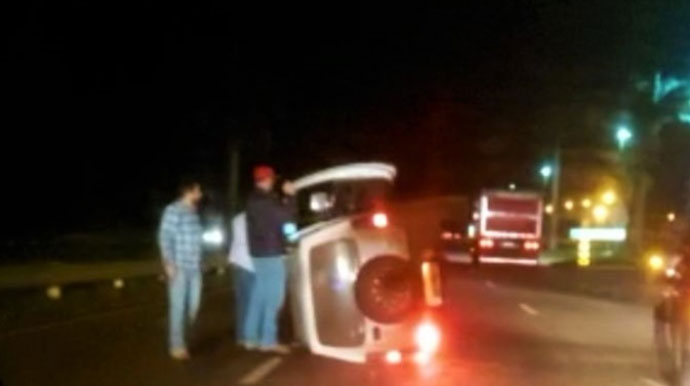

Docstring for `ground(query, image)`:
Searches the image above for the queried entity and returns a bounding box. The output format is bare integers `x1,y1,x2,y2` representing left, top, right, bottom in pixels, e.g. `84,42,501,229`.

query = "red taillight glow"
479,238,494,249
441,231,453,240
413,350,432,365
385,350,402,364
523,240,540,251
372,212,388,228
415,322,441,354
421,262,443,307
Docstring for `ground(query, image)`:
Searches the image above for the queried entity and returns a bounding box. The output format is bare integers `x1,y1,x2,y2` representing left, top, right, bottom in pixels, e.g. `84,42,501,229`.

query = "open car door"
288,219,368,363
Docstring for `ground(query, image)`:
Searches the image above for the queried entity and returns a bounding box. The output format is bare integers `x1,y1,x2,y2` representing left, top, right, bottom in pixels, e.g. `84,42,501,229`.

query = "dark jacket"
246,190,296,257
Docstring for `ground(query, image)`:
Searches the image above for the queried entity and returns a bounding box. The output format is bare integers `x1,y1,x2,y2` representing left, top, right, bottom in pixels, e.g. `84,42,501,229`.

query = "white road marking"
485,280,496,289
639,377,666,386
238,357,283,385
519,303,539,316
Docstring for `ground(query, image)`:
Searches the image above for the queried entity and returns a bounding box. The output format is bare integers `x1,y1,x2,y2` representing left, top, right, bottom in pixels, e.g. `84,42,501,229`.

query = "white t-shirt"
229,213,254,272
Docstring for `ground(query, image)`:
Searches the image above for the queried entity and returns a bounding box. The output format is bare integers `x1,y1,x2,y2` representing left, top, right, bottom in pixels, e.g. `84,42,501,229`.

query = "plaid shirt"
158,201,203,270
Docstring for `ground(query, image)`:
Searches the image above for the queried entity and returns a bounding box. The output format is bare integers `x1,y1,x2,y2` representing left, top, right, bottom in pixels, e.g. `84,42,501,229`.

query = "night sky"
4,1,690,235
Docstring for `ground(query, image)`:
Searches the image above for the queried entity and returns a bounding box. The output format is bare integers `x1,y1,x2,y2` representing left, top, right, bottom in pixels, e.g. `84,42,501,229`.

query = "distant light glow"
581,198,592,209
467,224,477,238
678,112,690,124
564,200,574,211
666,267,677,278
648,254,665,271
601,190,616,205
202,228,224,245
544,204,554,214
667,212,676,222
592,205,609,222
616,126,633,149
540,165,553,179
508,183,517,191
569,227,626,241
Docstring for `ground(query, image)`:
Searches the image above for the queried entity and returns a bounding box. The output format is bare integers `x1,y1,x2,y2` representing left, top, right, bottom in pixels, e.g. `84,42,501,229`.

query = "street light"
564,200,574,211
592,205,609,223
616,125,633,149
581,198,592,209
540,164,553,180
601,190,617,205
667,212,676,222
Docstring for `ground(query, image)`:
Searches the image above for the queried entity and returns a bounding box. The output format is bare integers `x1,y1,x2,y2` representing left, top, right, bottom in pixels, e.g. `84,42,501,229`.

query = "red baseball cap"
253,165,276,182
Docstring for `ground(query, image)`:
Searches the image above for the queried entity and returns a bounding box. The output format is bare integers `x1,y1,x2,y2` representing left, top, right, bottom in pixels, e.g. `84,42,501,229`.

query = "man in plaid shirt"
158,179,203,360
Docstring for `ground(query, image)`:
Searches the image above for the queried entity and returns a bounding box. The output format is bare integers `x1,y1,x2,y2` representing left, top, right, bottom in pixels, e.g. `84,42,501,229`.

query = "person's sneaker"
169,348,190,360
259,344,291,355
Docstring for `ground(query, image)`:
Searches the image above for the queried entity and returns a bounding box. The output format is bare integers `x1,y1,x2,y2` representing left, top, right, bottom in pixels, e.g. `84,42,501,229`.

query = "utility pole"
548,145,561,250
685,178,690,221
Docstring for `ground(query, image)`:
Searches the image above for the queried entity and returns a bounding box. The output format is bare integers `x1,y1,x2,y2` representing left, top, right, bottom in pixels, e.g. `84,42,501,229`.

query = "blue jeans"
232,266,256,343
243,257,286,347
167,268,202,350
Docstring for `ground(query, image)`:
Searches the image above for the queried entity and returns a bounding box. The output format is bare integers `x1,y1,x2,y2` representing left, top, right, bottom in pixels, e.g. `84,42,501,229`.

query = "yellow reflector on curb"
577,239,591,267
113,278,125,289
46,285,61,300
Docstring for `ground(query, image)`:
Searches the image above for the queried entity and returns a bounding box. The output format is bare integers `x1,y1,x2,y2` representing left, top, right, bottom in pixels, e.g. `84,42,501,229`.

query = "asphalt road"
0,267,664,386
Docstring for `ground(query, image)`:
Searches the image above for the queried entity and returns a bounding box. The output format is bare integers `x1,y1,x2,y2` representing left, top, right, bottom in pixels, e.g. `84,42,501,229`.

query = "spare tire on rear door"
354,255,421,324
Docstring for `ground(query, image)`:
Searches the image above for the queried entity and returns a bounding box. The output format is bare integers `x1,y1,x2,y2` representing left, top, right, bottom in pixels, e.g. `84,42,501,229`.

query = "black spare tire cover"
354,255,421,324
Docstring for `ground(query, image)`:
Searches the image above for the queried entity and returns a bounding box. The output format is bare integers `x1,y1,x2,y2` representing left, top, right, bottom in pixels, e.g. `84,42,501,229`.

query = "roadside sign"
569,227,626,242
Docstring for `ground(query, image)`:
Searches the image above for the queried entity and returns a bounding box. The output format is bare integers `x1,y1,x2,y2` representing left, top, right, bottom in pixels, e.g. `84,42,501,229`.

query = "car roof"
294,162,396,191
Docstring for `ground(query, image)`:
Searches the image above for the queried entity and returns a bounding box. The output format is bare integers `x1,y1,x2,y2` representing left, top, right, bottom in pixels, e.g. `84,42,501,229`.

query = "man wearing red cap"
243,165,295,353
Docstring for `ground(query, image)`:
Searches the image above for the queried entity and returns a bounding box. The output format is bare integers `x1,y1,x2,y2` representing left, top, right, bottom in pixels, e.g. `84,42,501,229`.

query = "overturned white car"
287,162,442,364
